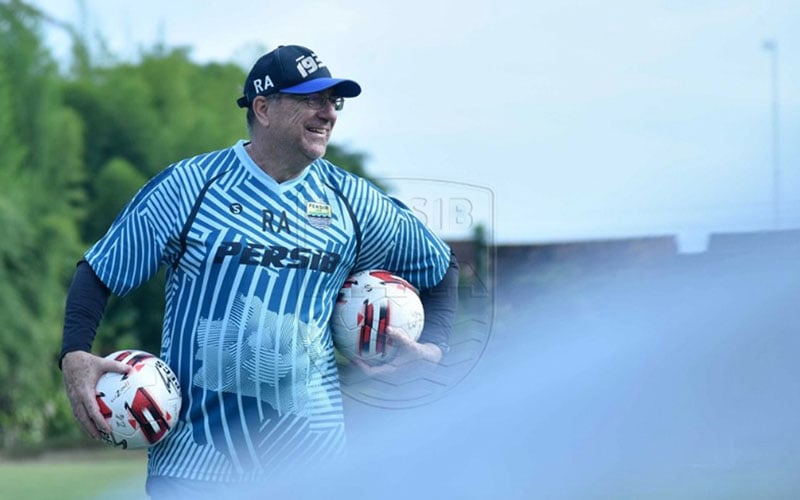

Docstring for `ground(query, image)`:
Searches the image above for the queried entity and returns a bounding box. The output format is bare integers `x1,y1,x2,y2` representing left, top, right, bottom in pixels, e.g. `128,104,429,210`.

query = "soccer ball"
95,350,182,450
331,270,425,364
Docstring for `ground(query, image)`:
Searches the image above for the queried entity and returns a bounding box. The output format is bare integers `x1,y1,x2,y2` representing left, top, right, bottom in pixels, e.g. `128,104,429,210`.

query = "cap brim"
282,78,362,97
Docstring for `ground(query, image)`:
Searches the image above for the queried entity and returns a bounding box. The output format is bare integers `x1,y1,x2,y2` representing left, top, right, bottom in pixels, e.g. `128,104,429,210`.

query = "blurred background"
0,0,798,498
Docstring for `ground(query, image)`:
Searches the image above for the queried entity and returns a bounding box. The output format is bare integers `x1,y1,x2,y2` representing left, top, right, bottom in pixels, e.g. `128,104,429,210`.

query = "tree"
0,0,85,450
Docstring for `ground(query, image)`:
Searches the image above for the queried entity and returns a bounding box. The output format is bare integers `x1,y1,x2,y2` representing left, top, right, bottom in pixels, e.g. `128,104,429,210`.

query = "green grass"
0,449,148,500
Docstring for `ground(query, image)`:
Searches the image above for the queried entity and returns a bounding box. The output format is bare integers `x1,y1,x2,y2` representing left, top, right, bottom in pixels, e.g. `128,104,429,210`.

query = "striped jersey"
84,140,451,484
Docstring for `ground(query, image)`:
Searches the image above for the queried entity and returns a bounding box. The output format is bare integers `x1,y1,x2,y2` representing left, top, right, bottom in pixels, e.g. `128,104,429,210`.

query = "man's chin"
305,145,327,161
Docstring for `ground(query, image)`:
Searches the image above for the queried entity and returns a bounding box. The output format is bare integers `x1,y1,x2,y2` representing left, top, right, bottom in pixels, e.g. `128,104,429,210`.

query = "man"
60,44,458,498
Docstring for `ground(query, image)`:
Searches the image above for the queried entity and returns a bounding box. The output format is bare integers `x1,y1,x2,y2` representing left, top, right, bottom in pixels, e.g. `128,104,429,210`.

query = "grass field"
0,448,148,500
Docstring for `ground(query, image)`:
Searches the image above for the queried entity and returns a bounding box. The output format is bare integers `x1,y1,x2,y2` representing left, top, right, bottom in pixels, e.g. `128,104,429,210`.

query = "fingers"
62,351,120,439
87,390,113,437
351,357,397,376
384,326,415,348
350,357,376,375
386,327,443,363
386,326,431,362
83,398,109,440
363,363,398,376
66,378,105,440
66,387,100,439
102,358,133,375
349,327,443,378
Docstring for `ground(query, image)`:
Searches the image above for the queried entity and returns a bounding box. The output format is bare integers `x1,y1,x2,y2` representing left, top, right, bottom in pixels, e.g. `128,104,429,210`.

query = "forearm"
417,250,459,356
60,260,111,369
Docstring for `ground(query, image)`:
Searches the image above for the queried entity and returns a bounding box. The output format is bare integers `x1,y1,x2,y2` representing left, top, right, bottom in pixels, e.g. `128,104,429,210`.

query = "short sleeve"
84,165,191,296
352,184,450,290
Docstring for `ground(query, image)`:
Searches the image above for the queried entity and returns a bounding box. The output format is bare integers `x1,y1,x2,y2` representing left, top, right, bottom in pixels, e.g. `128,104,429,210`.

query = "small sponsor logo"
306,201,332,229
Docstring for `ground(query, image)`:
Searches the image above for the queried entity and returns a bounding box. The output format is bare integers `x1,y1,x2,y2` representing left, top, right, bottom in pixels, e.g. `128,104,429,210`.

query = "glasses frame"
270,93,345,111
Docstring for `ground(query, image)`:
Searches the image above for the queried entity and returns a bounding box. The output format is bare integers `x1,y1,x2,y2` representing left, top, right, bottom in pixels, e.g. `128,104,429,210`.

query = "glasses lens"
282,94,343,110
307,96,325,109
309,96,344,111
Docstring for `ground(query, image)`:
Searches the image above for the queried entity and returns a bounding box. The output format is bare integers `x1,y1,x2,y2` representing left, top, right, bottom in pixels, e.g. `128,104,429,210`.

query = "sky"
25,0,800,249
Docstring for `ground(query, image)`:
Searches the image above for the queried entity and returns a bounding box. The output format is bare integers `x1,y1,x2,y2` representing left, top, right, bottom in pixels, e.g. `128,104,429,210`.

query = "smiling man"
238,46,361,181
60,44,459,498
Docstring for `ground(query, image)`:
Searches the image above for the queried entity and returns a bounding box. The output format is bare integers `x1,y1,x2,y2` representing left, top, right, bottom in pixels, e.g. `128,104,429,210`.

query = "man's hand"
61,351,131,439
351,326,443,377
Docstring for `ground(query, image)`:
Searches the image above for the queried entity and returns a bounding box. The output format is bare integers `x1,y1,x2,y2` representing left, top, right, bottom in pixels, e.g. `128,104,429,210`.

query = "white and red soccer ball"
331,270,425,364
95,350,182,450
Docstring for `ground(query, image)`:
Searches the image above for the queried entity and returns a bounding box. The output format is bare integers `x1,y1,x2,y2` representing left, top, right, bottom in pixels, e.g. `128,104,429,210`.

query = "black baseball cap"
236,45,362,108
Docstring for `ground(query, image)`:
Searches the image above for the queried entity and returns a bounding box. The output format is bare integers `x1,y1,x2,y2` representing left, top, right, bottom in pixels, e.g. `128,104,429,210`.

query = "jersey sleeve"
350,180,451,290
84,164,192,296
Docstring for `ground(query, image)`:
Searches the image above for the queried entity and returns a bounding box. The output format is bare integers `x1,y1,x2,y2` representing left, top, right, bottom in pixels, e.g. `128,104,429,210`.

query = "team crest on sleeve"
306,201,332,229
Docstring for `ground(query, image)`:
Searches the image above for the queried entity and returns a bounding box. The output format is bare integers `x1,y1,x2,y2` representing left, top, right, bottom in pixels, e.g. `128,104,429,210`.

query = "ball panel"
331,270,425,365
95,350,182,450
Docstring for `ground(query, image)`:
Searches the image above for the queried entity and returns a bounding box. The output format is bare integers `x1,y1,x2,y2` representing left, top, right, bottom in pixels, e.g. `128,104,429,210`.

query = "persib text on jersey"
213,241,341,273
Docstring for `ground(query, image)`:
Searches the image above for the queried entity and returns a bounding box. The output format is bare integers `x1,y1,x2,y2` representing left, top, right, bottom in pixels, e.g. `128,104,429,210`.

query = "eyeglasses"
275,93,345,111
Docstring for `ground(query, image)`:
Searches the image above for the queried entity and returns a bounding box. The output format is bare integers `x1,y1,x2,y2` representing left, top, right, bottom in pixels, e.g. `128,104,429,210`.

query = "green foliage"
83,157,146,241
63,48,247,188
137,49,246,168
0,1,373,453
325,143,370,178
0,1,85,450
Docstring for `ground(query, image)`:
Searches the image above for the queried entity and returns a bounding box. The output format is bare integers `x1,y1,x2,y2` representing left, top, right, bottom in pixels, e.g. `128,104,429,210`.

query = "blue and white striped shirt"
85,140,450,483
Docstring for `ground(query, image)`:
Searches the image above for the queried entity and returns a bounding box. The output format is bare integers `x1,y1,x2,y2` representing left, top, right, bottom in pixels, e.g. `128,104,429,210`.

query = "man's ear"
252,95,271,126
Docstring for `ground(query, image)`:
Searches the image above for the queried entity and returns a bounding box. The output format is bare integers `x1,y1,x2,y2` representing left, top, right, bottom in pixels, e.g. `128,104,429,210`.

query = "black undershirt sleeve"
59,253,458,367
417,250,459,354
59,260,111,369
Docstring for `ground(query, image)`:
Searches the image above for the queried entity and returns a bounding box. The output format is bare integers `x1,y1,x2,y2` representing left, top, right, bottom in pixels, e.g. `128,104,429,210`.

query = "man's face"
265,91,340,163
